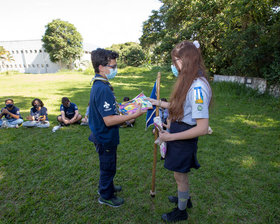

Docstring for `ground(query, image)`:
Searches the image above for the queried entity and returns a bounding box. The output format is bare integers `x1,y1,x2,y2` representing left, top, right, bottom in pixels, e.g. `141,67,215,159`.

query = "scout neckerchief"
90,76,120,115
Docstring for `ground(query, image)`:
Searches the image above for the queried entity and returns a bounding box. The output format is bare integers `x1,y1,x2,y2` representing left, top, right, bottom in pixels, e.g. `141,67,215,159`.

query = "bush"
107,42,146,67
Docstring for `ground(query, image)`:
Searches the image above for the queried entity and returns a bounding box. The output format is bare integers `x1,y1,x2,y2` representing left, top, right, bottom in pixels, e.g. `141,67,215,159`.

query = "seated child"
57,97,82,126
0,98,23,128
80,103,89,126
22,98,50,128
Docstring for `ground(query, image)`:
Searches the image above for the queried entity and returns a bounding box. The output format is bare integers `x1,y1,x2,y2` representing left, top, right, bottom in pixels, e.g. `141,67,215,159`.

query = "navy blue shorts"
164,122,200,173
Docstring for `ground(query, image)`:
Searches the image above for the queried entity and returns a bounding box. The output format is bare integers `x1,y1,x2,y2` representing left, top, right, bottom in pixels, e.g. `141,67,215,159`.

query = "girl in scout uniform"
150,40,212,222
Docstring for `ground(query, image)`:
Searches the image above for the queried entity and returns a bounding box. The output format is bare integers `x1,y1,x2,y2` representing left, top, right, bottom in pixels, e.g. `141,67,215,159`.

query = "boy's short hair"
5,98,14,103
91,48,119,73
62,97,70,105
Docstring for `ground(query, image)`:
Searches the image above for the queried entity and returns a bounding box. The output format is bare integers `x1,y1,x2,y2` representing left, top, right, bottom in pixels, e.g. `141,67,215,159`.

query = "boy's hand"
134,103,146,118
2,109,8,114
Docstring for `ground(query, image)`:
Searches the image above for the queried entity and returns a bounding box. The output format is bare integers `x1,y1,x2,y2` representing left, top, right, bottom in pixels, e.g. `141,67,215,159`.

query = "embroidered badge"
194,86,204,104
103,101,111,111
197,105,203,111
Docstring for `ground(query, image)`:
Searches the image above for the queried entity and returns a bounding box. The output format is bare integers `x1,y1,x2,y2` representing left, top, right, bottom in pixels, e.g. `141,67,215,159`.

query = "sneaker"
161,207,188,223
1,120,8,129
98,185,122,195
168,196,193,208
98,196,124,207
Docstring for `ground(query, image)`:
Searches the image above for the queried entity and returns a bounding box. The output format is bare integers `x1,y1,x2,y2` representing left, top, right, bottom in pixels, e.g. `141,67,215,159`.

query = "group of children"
0,97,89,129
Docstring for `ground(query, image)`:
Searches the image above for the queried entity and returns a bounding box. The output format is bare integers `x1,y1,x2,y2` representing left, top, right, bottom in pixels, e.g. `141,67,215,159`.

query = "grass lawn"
0,67,279,223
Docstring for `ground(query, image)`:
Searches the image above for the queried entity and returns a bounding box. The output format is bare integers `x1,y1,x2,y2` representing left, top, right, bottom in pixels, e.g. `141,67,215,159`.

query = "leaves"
42,19,83,68
0,46,14,63
140,0,280,84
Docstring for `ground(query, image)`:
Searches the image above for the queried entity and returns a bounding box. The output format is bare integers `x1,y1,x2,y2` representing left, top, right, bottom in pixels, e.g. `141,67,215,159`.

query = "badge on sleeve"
194,86,203,104
103,101,112,111
197,105,203,111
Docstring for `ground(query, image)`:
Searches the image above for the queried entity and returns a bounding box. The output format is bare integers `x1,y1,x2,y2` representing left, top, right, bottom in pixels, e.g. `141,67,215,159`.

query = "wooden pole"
150,72,161,197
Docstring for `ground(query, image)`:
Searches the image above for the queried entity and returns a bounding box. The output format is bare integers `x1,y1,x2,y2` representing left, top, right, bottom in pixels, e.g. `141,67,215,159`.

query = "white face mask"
106,68,118,79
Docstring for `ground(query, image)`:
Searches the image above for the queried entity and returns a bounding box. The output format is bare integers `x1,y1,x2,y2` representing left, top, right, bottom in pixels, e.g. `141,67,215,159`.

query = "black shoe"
98,196,124,208
162,207,188,223
168,196,193,208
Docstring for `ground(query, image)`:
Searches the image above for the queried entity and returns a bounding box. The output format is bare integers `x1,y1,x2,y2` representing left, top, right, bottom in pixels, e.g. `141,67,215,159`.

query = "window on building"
25,50,28,53
34,50,37,53
21,50,23,53
30,50,33,53
12,51,15,54
41,64,44,67
28,64,31,68
15,65,17,68
16,50,19,54
19,64,22,68
10,65,13,68
39,50,42,53
24,64,26,68
46,64,49,67
37,64,39,67
32,64,35,68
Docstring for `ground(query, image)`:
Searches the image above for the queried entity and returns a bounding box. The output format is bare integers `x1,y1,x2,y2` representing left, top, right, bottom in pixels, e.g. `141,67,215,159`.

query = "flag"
145,81,157,129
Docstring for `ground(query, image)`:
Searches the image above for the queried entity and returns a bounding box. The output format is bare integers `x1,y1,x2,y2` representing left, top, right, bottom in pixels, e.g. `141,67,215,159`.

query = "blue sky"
1,0,162,48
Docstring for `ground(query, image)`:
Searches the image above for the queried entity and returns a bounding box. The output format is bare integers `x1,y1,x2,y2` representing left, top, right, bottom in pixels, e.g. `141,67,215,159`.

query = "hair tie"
193,40,200,49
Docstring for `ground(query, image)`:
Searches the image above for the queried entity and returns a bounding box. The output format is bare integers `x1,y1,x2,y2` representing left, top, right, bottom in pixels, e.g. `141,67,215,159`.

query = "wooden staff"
150,72,161,197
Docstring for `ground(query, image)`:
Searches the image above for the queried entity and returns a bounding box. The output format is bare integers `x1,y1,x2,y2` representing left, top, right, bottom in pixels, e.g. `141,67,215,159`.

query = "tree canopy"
0,46,14,64
107,42,146,68
42,19,83,68
140,0,280,84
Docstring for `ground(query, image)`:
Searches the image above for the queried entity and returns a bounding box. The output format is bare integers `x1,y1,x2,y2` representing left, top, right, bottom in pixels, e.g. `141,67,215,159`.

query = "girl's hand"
146,97,158,106
26,115,32,121
159,130,173,142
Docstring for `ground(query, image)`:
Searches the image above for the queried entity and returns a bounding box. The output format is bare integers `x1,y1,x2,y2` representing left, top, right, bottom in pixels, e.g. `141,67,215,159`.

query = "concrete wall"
0,40,92,74
214,74,280,97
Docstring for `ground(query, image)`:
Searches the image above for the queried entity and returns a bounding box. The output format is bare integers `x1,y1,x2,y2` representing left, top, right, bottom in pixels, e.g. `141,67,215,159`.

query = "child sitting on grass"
0,98,23,128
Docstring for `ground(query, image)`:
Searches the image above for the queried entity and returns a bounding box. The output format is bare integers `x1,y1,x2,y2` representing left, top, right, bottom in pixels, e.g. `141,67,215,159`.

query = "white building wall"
0,40,93,74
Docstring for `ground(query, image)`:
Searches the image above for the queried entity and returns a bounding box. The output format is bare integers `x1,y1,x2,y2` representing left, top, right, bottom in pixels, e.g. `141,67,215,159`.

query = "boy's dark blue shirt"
88,74,119,147
1,106,22,119
60,102,78,118
30,106,48,121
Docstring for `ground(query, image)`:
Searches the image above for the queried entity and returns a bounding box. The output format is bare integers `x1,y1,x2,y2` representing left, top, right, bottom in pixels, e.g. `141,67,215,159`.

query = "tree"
0,46,14,65
42,19,83,69
107,42,146,67
140,0,280,84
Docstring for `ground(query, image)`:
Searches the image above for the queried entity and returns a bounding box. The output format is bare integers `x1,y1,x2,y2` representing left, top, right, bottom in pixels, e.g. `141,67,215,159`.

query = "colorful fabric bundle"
119,93,153,115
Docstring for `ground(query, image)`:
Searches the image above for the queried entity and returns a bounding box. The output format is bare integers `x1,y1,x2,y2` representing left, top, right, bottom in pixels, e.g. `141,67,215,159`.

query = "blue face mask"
6,104,13,108
106,68,118,80
171,65,179,77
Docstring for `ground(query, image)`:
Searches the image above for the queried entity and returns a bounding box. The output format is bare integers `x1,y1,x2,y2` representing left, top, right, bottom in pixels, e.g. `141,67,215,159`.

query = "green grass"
0,67,279,223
